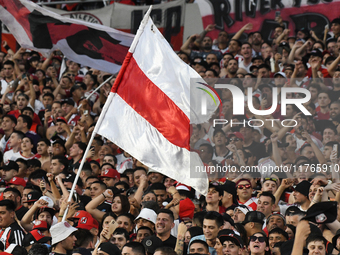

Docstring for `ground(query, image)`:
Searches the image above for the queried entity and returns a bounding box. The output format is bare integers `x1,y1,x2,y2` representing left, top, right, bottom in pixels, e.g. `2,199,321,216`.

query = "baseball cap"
142,235,163,254
23,229,51,247
26,191,41,203
77,215,99,230
135,208,157,224
62,98,75,106
68,210,92,221
3,161,19,171
242,211,265,225
222,213,235,227
99,168,120,179
98,242,121,255
222,180,238,205
50,221,77,245
8,177,26,187
33,220,50,231
219,232,244,248
35,206,55,220
56,116,67,124
228,132,244,141
179,198,195,220
309,49,323,58
274,72,287,79
332,229,340,248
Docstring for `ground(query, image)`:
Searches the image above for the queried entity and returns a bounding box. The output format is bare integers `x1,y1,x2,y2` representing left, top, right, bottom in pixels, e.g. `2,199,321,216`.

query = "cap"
333,229,340,248
228,132,244,141
63,173,83,187
8,177,26,187
98,242,121,255
135,208,157,224
99,168,120,179
23,229,51,247
26,191,41,203
35,206,55,220
274,72,287,79
222,213,235,227
176,182,192,191
77,215,99,230
50,221,77,245
242,211,265,225
179,198,195,220
222,180,238,205
33,220,50,231
52,139,67,153
309,49,323,58
267,212,286,225
235,178,252,187
142,235,163,254
219,233,244,248
3,161,19,171
297,27,309,35
56,117,67,124
302,201,337,224
294,180,311,198
234,205,253,215
68,210,92,221
62,98,75,106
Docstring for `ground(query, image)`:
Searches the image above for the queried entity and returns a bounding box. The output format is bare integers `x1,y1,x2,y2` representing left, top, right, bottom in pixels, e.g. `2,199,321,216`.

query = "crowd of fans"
0,4,340,255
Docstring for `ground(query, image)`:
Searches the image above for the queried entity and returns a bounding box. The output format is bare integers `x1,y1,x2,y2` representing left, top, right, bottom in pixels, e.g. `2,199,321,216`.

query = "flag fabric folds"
95,9,220,195
0,0,134,74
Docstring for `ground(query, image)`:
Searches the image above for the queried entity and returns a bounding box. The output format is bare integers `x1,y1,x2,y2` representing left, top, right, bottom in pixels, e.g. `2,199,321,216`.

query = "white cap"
50,221,77,245
274,71,287,79
135,208,157,224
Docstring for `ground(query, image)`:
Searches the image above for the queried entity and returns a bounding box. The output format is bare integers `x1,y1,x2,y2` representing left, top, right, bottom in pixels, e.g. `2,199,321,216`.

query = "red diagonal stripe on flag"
112,52,190,150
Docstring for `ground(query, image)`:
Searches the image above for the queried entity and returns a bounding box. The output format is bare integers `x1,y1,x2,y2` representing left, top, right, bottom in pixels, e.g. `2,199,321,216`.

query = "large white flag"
0,0,134,74
95,8,220,195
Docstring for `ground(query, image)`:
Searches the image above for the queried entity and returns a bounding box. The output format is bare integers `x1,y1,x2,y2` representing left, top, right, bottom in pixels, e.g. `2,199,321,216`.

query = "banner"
112,0,185,51
196,0,340,42
44,5,114,27
0,0,134,74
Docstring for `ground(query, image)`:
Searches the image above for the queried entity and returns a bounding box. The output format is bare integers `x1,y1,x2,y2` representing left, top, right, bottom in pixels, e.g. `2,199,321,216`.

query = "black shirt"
162,235,177,249
16,205,29,221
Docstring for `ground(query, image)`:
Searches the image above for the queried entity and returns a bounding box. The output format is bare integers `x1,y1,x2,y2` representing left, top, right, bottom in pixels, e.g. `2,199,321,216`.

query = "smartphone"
104,219,118,240
46,104,52,112
275,11,280,18
262,93,267,100
333,144,338,152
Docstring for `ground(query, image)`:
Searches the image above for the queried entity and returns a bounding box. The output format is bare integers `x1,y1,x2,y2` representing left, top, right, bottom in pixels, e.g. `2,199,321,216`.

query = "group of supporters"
0,3,340,255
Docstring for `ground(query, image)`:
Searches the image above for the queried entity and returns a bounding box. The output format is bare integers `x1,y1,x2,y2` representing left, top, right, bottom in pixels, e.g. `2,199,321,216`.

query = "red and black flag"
0,0,134,73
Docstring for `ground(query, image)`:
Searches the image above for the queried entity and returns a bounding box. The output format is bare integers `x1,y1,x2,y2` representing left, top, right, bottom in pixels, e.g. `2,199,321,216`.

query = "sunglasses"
250,236,266,243
264,177,277,182
237,184,251,189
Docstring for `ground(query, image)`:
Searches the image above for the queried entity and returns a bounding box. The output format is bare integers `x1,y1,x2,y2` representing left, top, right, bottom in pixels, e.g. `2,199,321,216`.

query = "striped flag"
95,8,220,195
0,0,134,74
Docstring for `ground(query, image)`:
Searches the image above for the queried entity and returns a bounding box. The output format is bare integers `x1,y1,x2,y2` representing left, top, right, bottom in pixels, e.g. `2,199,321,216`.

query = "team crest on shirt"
316,213,327,223
80,217,88,224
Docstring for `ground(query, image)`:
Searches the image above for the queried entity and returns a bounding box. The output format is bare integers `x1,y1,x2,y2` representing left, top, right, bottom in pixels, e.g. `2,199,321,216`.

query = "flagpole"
77,75,114,110
62,6,153,222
